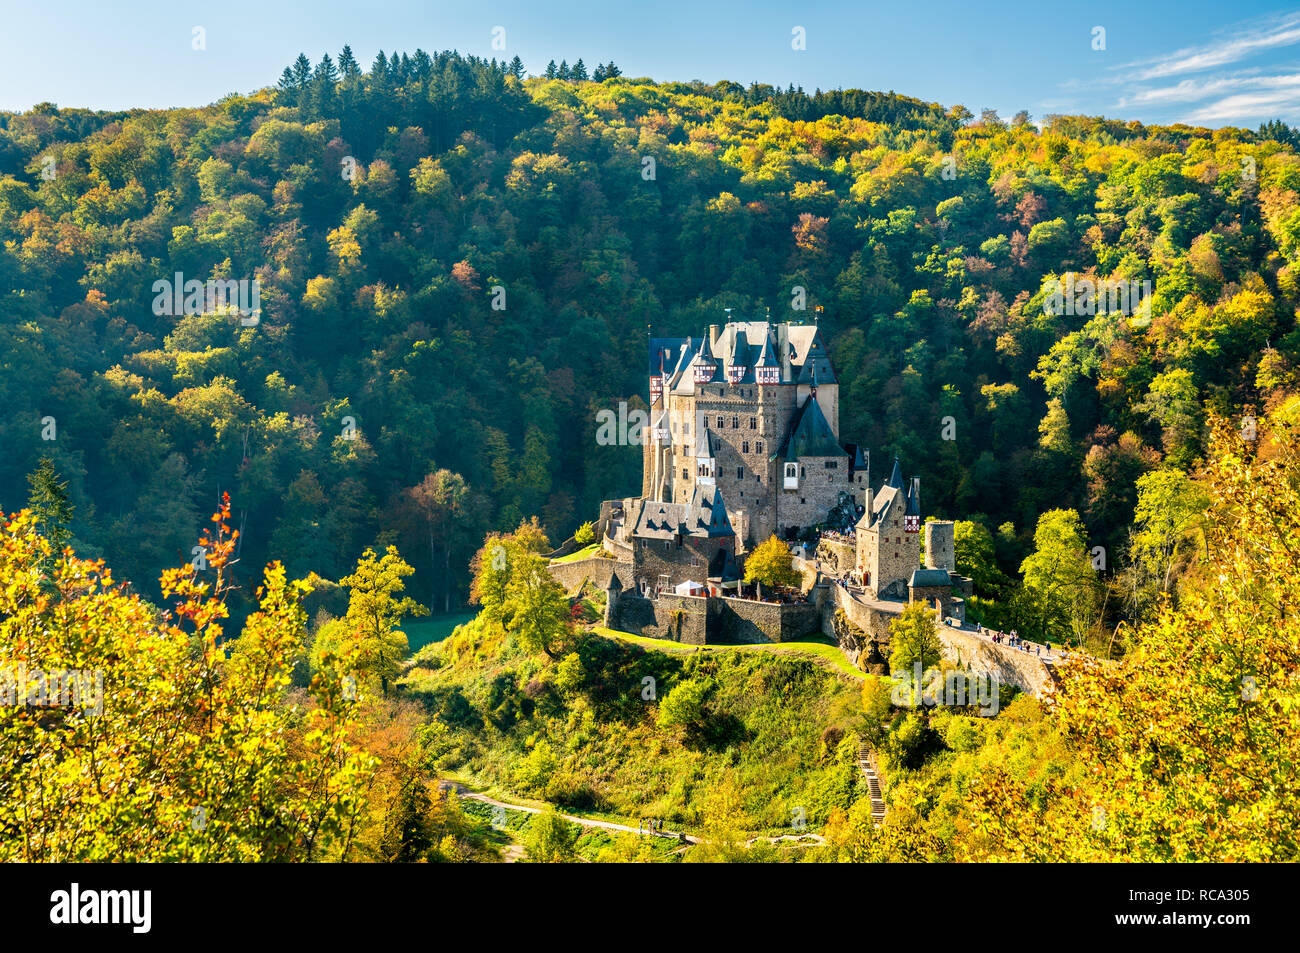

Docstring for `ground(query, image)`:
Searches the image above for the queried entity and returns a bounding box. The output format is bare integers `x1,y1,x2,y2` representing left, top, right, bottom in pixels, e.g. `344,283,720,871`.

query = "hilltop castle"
640,319,867,552
556,314,973,644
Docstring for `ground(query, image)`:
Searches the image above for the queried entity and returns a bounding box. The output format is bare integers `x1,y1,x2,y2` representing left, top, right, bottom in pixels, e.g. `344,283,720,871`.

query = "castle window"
682,468,688,479
756,440,763,453
737,467,744,479
731,416,739,428
749,417,756,429
742,442,749,453
801,466,806,478
717,416,724,428
801,497,806,504
824,461,837,468
683,422,690,435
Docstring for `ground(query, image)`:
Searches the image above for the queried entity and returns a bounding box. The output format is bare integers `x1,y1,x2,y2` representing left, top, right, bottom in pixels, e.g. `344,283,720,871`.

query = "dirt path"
442,782,700,845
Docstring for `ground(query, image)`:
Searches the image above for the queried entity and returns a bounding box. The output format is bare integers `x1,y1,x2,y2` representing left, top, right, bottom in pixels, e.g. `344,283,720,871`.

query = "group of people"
976,624,1049,657
639,817,666,836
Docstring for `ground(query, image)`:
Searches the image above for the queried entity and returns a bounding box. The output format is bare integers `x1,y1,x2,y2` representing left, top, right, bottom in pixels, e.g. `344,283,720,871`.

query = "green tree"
25,457,73,576
0,498,373,861
888,602,943,677
656,677,713,732
525,807,578,862
314,546,428,694
1018,509,1100,645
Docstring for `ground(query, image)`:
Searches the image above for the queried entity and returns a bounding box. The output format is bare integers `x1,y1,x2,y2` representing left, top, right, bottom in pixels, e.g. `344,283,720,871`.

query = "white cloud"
1119,13,1300,82
1184,90,1300,123
1119,72,1300,107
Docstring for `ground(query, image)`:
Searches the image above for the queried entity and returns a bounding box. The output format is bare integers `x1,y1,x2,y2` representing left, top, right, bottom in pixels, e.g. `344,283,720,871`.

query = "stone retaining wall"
548,556,633,594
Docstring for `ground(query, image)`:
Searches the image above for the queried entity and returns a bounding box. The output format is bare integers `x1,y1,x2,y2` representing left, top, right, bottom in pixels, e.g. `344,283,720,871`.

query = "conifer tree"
26,456,72,575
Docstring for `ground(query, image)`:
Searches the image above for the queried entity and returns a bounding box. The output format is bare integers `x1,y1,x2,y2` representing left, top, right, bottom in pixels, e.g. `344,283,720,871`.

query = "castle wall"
549,556,633,594
814,537,856,575
613,592,711,644
716,597,822,643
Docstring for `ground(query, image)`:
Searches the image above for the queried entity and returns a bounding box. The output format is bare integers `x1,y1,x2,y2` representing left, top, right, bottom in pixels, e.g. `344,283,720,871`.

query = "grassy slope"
550,543,603,564
402,616,868,836
589,626,866,680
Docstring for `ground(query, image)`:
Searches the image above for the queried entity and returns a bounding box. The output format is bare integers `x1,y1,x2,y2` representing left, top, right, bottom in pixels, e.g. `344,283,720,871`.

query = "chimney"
864,486,874,522
709,324,720,349
780,324,792,382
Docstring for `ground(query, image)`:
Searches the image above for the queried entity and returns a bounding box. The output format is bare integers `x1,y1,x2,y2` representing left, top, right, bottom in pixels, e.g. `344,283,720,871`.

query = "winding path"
440,781,700,846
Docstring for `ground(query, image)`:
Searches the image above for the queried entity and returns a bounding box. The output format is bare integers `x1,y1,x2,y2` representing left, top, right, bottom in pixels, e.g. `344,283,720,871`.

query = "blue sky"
2,0,1298,128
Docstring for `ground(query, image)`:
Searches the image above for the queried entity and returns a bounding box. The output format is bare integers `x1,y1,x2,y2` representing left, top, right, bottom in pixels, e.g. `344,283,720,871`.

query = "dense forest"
2,47,1299,633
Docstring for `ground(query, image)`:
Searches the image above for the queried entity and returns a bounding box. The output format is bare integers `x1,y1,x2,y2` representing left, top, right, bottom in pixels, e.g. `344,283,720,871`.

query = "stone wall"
814,537,856,575
717,597,822,643
924,520,955,571
632,535,731,592
933,626,1055,696
828,585,1054,696
607,590,820,645
549,556,633,594
613,592,710,644
776,458,857,534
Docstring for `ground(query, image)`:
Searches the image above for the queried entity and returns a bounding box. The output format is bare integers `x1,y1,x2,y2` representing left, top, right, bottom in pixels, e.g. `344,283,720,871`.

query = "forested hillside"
3,47,1299,626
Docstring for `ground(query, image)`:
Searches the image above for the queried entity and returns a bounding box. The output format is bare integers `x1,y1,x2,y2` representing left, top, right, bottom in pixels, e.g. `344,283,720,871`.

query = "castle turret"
603,569,622,628
905,477,920,533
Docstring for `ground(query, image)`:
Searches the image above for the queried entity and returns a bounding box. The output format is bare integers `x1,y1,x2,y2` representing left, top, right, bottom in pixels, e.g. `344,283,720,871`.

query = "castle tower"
855,459,922,599
924,520,955,572
603,569,622,628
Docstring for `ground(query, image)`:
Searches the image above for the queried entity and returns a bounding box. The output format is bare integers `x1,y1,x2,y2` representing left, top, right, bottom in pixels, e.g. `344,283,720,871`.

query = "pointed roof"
755,332,779,368
778,396,849,461
887,456,904,489
697,486,734,537
905,478,920,517
604,569,623,591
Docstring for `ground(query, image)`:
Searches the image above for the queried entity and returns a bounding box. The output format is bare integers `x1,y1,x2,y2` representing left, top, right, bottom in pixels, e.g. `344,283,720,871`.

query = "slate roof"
631,486,735,540
777,396,849,461
910,568,953,588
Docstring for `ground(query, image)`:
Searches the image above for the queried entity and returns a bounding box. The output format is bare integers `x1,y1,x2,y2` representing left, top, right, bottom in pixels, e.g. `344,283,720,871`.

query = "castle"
640,319,867,553
584,317,963,612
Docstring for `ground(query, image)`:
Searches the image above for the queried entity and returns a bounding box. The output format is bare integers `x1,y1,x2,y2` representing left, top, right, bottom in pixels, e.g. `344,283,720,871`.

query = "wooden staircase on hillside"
858,743,887,826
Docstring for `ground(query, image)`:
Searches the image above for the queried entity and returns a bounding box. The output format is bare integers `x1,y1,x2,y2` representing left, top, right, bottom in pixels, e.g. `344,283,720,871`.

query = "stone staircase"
858,743,887,825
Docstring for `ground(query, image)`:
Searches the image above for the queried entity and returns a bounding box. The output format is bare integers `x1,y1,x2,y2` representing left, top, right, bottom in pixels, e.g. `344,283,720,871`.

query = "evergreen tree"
571,58,588,81
557,60,570,80
291,52,312,90
508,55,524,79
26,457,73,575
338,44,361,82
276,66,299,106
544,60,557,79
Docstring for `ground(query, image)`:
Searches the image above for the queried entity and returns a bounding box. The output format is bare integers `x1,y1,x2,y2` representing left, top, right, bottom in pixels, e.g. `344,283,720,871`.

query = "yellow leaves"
0,497,374,862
